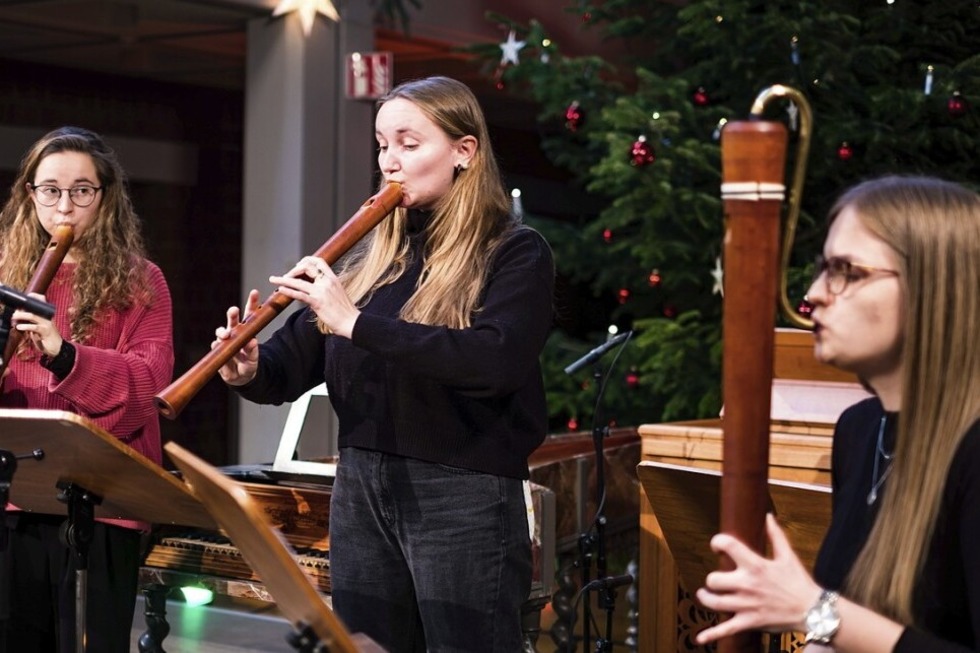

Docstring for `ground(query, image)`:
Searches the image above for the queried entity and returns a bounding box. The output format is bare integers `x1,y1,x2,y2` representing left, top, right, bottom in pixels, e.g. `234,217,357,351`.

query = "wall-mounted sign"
346,51,393,100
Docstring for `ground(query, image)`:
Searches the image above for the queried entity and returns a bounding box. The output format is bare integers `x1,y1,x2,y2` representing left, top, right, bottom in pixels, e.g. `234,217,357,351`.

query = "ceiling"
0,0,269,89
0,0,527,91
0,0,594,207
0,0,563,164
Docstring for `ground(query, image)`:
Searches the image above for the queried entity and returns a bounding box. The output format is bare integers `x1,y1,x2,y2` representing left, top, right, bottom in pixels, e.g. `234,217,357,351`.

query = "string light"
511,188,524,219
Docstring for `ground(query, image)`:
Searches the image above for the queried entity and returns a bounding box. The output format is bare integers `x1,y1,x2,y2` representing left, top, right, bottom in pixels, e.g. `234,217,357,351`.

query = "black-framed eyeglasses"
29,183,103,208
812,254,900,296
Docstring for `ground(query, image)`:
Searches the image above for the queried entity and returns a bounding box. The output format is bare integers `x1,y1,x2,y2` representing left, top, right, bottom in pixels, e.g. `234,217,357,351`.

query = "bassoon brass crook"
749,84,814,330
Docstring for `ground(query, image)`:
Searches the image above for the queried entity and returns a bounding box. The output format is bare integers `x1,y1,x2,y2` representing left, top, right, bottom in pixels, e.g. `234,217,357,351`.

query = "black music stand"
0,408,216,653
163,441,385,653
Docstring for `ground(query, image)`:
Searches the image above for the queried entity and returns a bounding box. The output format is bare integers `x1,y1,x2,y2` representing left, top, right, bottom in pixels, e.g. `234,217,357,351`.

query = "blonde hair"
0,126,151,353
838,176,980,624
333,76,515,329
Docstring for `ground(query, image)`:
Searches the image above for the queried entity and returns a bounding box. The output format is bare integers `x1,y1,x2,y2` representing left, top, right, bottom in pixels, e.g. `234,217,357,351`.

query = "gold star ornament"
273,0,340,36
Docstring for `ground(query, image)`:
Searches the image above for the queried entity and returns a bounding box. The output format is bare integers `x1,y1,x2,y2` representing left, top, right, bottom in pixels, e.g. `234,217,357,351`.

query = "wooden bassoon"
717,85,812,653
155,182,403,420
0,224,75,379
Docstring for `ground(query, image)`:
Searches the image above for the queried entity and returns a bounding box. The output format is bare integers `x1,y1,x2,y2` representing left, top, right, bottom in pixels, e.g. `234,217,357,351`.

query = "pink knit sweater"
1,260,174,530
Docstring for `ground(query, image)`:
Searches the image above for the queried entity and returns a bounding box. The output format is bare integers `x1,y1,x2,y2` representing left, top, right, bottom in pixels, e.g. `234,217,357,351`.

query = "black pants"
0,513,141,653
329,449,532,653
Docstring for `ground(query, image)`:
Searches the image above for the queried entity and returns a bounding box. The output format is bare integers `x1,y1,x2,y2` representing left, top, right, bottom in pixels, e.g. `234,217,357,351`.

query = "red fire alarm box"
346,51,393,100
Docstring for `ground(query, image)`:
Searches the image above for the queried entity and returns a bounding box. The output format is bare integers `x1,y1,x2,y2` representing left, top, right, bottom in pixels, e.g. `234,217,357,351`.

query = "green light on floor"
180,586,214,607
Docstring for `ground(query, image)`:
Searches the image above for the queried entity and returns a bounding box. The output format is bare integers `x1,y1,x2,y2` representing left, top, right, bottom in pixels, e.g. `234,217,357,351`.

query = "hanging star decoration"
499,30,526,66
273,0,339,36
711,256,724,296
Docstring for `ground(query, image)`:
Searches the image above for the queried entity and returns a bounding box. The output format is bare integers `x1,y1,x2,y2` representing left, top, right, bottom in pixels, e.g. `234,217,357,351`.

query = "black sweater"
814,397,980,651
238,217,555,480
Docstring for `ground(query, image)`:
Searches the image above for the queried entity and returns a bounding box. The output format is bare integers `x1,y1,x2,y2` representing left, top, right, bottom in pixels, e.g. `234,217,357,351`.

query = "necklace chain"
867,415,893,505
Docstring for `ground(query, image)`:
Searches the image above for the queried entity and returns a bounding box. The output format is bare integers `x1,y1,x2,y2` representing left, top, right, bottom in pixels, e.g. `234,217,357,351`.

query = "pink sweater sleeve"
49,262,174,464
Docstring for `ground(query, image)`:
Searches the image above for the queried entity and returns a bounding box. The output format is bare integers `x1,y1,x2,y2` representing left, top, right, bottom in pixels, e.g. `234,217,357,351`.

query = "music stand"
636,460,831,599
163,441,385,653
0,408,217,653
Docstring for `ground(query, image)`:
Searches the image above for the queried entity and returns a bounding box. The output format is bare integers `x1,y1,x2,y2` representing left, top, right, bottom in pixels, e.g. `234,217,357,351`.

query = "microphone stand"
583,358,609,653
286,621,324,652
0,447,45,551
0,305,13,367
0,289,57,386
563,333,634,653
0,284,57,320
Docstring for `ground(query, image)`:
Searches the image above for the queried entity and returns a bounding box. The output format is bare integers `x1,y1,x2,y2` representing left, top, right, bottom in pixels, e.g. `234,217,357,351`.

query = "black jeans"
329,447,532,653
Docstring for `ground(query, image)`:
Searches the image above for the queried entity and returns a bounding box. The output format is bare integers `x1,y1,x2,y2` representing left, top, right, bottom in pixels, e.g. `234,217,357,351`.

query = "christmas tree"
468,0,980,431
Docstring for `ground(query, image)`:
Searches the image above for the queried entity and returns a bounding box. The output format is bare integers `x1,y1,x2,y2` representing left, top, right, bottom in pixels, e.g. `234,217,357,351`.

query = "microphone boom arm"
0,285,56,320
563,331,632,376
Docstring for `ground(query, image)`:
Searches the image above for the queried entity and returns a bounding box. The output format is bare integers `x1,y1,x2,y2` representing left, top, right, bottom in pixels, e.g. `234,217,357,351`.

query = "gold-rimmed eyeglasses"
812,255,900,296
30,184,103,208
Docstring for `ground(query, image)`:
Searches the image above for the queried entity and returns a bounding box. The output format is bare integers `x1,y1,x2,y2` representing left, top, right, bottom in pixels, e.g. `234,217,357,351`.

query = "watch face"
805,592,841,642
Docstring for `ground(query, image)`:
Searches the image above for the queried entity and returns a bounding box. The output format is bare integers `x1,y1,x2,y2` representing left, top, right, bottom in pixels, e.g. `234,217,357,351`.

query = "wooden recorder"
154,183,403,419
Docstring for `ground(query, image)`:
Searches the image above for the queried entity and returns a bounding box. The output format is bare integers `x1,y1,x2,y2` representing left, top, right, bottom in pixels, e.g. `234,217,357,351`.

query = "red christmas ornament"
492,64,506,91
629,136,656,167
602,228,613,243
625,368,640,389
837,141,854,162
565,101,584,131
948,92,968,118
648,269,662,287
663,304,677,318
797,298,814,318
692,86,710,107
567,416,579,431
617,288,630,304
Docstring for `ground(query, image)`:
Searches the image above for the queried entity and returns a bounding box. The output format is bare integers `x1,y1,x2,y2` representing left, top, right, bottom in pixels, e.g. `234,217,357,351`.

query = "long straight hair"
335,76,515,329
839,176,980,624
0,126,150,349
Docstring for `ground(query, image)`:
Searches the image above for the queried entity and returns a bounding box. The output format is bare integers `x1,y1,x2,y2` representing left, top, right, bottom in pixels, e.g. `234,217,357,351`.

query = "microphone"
563,331,632,375
583,573,634,592
0,285,56,320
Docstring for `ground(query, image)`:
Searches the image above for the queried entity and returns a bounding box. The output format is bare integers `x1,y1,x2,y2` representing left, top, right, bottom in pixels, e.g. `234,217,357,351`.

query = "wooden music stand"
0,408,217,653
163,441,385,653
0,409,215,527
637,460,831,603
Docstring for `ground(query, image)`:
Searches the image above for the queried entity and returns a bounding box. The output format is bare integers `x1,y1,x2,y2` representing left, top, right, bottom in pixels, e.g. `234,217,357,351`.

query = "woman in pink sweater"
0,126,174,653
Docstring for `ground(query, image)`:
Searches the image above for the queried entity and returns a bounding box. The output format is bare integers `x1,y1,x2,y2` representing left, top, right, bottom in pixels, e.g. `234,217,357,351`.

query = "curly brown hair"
0,126,151,350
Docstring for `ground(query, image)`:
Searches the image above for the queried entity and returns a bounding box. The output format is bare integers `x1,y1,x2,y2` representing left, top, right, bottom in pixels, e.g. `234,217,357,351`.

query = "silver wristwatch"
804,589,841,645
